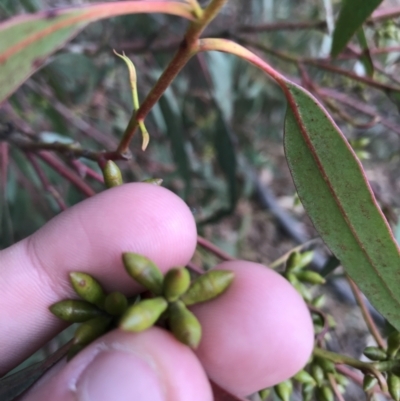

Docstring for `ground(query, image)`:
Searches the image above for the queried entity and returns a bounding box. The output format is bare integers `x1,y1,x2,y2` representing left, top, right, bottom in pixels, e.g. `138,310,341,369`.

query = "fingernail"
76,351,166,401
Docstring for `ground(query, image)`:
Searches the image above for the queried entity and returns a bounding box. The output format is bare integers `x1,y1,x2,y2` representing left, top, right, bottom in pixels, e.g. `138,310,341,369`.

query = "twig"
26,153,67,212
70,159,104,184
347,276,386,349
239,37,400,94
117,0,228,154
308,304,331,345
197,235,235,261
36,152,96,197
327,373,346,401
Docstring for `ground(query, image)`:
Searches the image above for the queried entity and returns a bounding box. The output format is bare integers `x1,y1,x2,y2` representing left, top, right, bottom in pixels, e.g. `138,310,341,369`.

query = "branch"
117,0,228,154
347,277,386,349
36,152,96,197
26,153,67,212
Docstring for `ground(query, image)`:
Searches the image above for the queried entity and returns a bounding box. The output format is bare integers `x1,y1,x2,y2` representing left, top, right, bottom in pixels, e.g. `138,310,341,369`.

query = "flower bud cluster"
50,253,234,359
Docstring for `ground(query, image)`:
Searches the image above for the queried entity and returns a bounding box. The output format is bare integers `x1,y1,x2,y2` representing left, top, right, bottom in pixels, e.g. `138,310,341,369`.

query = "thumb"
19,328,212,401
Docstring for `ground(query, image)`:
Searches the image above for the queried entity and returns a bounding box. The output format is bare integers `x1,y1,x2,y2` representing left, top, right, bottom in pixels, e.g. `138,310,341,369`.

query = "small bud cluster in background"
258,250,347,401
362,332,400,400
50,252,234,359
258,355,347,401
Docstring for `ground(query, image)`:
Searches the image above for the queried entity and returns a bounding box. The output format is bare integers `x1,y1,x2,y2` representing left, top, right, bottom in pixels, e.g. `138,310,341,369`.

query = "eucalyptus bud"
122,253,164,295
274,380,293,401
315,357,335,374
316,385,334,401
363,374,378,392
287,274,312,302
293,370,317,385
70,272,106,309
142,178,163,186
258,388,271,400
388,374,400,401
312,294,326,308
286,251,313,272
363,346,387,361
310,363,325,387
120,297,167,332
295,271,326,285
67,344,86,361
168,300,202,348
73,316,112,346
103,160,123,188
181,270,234,306
50,300,103,322
163,268,191,302
387,332,400,358
104,291,128,316
302,382,315,401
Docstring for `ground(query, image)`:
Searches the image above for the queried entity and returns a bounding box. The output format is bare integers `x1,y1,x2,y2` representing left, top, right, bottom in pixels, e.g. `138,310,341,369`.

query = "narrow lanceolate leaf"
356,27,374,77
0,1,194,103
283,81,400,330
331,0,383,57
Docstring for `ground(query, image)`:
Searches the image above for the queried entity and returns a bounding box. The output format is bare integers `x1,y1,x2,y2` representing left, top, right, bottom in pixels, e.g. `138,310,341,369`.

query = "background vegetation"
2,0,400,400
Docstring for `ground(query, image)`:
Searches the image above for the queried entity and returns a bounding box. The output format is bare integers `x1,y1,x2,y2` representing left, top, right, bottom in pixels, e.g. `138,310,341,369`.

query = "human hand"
0,184,314,400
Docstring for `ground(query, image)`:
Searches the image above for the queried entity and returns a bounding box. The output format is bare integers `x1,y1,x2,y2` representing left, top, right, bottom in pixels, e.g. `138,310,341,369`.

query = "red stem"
36,152,96,197
26,153,67,211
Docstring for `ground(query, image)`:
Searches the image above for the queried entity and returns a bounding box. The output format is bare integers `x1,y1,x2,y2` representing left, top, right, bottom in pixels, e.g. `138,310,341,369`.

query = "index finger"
0,183,197,375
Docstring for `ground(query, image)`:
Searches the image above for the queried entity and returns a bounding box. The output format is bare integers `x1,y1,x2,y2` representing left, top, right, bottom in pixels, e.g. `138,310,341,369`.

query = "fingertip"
191,261,314,396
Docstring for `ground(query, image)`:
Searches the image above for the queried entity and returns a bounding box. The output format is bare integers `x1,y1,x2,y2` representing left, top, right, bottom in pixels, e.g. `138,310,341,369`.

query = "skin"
0,184,314,400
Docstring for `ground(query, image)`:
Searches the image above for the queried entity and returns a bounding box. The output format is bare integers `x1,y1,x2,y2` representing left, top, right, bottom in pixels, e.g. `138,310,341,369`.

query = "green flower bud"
312,294,326,308
104,291,128,316
168,300,202,348
73,316,112,346
274,380,293,401
295,271,326,285
388,374,400,401
163,268,191,302
363,346,387,361
69,272,106,309
286,251,313,272
120,297,167,332
67,343,86,361
122,253,164,295
50,300,103,322
363,374,378,392
293,370,317,385
142,178,163,186
302,382,315,401
287,274,313,302
310,363,325,386
387,332,400,358
258,388,271,400
315,357,335,374
181,270,234,306
316,386,334,401
103,160,123,188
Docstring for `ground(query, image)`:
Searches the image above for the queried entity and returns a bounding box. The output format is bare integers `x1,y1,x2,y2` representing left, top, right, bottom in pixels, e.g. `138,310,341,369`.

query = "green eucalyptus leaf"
0,2,194,103
283,81,400,331
331,0,383,57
